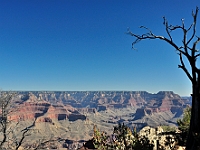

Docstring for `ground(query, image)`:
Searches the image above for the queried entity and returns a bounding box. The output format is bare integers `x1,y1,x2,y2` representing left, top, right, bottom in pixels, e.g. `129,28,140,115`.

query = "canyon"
9,91,190,123
2,91,190,149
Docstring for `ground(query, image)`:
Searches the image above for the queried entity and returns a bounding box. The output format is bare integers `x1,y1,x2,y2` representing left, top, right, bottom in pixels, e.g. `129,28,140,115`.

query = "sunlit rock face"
8,101,51,121
132,91,188,120
8,93,86,122
8,91,189,123
8,102,88,122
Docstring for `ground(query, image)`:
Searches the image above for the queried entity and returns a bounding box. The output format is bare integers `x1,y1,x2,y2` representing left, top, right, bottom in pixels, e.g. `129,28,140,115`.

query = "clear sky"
0,0,199,96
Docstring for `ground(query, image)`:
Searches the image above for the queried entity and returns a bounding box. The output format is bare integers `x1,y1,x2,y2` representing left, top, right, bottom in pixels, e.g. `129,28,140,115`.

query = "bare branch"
128,6,200,150
193,36,200,51
128,7,199,86
0,92,13,148
0,92,34,150
33,136,62,150
183,30,188,55
163,17,173,41
195,53,200,59
181,18,185,29
187,7,199,45
187,22,194,32
178,53,193,82
168,25,184,31
15,128,30,150
129,28,191,60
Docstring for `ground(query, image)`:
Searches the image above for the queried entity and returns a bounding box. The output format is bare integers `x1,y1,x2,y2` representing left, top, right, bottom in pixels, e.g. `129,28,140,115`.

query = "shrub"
93,123,154,150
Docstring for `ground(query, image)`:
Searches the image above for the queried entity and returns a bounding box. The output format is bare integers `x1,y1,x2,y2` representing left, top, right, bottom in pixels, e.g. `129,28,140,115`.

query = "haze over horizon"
0,0,199,96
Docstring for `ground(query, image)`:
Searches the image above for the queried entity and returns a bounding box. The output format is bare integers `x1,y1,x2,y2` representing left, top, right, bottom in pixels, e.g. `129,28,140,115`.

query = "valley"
2,91,190,149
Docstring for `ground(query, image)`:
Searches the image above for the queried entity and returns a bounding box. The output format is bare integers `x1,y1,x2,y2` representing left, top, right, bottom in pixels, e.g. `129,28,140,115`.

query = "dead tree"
0,91,32,150
128,7,200,150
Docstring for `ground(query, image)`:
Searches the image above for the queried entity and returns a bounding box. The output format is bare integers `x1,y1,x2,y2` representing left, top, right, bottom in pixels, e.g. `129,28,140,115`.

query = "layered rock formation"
13,91,190,109
9,93,87,122
9,91,190,123
133,91,188,120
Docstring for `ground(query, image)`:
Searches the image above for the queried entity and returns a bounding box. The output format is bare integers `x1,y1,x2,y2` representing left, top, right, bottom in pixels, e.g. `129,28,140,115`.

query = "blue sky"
0,0,199,96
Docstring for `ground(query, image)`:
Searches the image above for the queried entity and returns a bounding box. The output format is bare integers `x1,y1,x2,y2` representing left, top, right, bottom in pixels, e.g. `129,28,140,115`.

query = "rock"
9,91,190,123
47,105,67,120
36,117,53,123
8,101,50,121
68,114,86,121
97,105,107,111
139,126,175,150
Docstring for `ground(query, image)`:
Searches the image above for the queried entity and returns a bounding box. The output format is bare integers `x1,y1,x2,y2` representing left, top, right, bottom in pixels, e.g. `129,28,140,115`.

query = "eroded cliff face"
8,93,86,122
8,101,50,121
8,91,190,122
14,91,189,108
133,91,188,120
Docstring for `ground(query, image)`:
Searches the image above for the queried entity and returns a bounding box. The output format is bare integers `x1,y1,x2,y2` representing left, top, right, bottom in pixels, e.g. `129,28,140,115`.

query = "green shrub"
93,123,154,150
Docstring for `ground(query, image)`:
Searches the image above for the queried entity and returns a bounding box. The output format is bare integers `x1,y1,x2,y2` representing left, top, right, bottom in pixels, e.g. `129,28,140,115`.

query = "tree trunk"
186,72,200,150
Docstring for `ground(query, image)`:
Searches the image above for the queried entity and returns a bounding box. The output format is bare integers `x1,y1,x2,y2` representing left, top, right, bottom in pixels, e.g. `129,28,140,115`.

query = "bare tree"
0,91,32,150
128,7,200,150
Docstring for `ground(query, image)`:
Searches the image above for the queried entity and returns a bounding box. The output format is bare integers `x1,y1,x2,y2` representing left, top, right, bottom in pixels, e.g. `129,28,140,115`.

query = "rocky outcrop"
68,114,86,121
35,117,53,123
139,126,178,150
97,105,107,111
133,108,146,120
47,105,68,120
77,108,97,114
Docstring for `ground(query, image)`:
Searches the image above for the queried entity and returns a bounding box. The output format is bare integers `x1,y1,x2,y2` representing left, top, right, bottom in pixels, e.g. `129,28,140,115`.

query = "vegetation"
0,91,193,149
93,123,154,150
92,107,195,150
128,7,200,150
161,126,177,132
176,106,200,149
177,107,191,133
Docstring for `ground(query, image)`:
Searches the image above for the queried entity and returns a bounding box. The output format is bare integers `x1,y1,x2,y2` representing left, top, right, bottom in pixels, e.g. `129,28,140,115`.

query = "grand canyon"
2,91,190,149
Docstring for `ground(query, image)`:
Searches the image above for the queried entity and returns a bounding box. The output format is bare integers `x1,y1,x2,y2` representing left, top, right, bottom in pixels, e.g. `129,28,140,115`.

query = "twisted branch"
128,7,199,83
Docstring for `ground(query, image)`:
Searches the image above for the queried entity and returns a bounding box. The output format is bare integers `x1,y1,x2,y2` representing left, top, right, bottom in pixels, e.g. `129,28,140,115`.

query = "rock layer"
9,91,190,122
